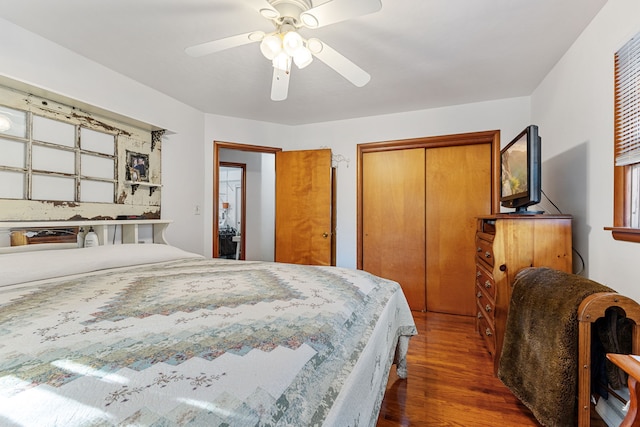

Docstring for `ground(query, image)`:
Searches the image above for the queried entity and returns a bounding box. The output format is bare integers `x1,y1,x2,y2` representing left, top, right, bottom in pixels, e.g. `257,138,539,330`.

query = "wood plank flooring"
377,311,609,426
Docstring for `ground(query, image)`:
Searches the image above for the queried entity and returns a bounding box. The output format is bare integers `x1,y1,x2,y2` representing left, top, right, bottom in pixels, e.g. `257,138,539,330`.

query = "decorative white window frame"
1,108,118,203
0,77,165,221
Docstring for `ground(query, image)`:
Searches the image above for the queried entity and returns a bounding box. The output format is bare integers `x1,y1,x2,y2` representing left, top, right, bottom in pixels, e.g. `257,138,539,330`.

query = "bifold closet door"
362,148,426,311
362,143,492,314
425,144,491,316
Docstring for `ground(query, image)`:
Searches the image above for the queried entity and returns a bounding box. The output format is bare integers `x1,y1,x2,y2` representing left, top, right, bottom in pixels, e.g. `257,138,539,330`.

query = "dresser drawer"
477,308,496,356
476,284,495,322
475,262,496,299
475,235,495,267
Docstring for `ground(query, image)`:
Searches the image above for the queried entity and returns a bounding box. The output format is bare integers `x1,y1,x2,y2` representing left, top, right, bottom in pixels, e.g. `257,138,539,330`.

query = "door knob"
322,232,329,238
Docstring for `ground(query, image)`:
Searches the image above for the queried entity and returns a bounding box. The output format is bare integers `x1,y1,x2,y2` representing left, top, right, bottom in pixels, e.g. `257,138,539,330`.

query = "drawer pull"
477,247,482,252
477,291,482,299
485,328,493,337
477,312,483,319
484,281,492,289
476,271,482,278
485,304,492,312
484,251,492,259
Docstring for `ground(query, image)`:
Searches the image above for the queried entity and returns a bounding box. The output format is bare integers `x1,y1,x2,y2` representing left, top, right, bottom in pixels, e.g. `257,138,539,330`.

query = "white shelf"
0,219,172,246
124,181,162,195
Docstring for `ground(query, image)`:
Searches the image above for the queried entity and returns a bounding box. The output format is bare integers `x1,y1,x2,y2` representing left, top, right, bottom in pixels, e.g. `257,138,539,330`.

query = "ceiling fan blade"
301,0,381,28
308,39,371,87
244,0,280,20
271,68,290,101
185,31,264,57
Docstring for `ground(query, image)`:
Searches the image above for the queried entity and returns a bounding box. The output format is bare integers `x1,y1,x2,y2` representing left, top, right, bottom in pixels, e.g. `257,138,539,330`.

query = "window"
610,30,640,242
0,106,116,203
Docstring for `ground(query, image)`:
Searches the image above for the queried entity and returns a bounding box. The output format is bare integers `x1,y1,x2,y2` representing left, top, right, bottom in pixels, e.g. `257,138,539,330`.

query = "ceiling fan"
185,0,382,101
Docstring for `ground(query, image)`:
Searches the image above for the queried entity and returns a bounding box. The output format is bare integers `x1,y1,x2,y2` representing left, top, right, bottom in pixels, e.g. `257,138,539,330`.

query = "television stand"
474,214,572,374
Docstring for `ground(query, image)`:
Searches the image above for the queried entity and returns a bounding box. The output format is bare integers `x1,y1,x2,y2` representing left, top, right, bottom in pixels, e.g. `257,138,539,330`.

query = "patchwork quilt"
0,246,416,426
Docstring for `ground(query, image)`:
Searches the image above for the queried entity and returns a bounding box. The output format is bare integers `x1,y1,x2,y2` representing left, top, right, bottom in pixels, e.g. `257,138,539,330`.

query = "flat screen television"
500,125,542,214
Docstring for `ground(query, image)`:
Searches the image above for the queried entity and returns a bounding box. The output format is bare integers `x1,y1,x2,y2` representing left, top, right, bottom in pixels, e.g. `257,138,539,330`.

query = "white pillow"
0,244,203,287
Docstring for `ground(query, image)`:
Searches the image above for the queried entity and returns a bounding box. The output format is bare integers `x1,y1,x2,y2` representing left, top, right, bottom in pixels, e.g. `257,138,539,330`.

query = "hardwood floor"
377,311,538,426
377,311,609,426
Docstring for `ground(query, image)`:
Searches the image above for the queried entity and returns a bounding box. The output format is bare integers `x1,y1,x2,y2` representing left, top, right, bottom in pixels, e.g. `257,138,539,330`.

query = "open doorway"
214,142,334,264
218,163,245,259
214,141,281,261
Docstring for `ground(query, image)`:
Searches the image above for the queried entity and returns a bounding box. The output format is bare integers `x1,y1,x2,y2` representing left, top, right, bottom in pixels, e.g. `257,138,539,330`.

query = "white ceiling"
0,0,607,125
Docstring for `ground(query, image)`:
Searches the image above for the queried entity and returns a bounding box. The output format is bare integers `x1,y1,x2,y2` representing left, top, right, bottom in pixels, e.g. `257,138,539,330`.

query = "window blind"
615,31,640,166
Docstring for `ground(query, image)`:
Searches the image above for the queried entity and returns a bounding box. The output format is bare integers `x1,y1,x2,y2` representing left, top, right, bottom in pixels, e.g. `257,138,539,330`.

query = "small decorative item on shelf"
83,226,99,247
77,227,85,248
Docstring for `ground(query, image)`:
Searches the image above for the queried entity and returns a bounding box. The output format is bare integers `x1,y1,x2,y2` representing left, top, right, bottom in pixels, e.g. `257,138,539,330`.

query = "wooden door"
425,144,492,315
275,149,333,265
362,148,427,311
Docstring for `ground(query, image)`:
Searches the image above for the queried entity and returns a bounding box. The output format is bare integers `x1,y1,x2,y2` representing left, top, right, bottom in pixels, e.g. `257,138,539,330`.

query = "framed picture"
126,151,149,182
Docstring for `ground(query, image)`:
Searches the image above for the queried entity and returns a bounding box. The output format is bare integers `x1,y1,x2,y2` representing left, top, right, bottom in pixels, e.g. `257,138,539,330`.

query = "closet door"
362,148,426,311
425,144,492,315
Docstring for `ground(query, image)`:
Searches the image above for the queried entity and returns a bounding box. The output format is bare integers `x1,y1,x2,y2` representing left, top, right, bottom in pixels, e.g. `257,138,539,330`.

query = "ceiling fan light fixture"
293,47,313,69
260,34,282,60
283,31,304,56
184,0,381,102
300,12,319,28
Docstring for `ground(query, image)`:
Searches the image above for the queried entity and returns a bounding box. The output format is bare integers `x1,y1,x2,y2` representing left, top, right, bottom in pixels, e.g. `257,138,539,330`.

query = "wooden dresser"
475,214,573,374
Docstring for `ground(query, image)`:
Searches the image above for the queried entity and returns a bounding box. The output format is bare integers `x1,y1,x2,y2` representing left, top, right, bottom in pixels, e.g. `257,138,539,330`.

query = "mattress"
0,244,416,426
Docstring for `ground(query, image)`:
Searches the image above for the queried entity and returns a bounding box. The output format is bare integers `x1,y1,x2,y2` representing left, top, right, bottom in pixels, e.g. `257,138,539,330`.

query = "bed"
0,242,416,426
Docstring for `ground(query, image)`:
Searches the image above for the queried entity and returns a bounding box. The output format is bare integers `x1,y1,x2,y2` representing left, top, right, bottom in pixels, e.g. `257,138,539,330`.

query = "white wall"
0,17,207,255
260,153,276,260
531,0,640,300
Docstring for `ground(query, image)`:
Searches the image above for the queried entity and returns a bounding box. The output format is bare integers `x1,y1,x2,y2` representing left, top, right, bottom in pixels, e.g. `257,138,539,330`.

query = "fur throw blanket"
497,267,615,427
